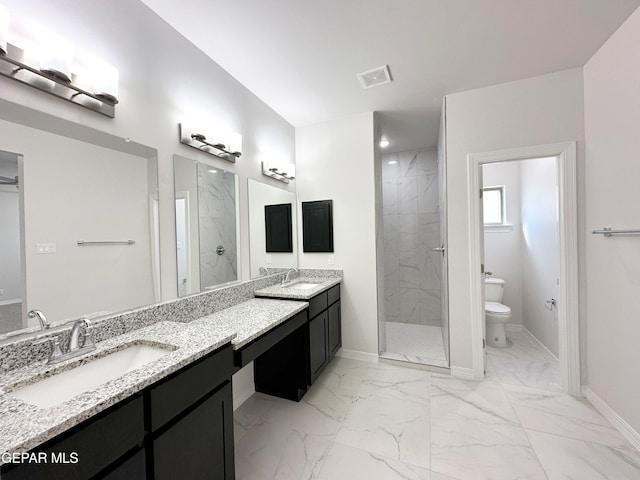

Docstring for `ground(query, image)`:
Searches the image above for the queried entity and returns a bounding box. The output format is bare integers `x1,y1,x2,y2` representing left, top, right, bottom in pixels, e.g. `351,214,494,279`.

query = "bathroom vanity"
0,272,342,480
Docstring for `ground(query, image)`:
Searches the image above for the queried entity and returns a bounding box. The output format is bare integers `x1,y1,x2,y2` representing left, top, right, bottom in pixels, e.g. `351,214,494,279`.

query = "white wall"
445,69,585,370
584,7,640,434
0,0,296,306
296,112,379,355
521,157,559,356
482,161,523,326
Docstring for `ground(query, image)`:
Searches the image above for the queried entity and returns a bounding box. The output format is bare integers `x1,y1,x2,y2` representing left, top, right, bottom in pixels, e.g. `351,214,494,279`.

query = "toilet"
484,277,511,348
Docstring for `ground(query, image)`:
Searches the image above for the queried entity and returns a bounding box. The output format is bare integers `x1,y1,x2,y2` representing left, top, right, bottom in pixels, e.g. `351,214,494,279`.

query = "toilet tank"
484,277,505,302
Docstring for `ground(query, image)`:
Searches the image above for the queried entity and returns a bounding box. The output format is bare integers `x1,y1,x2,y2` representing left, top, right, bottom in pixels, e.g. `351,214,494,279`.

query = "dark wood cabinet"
265,203,293,253
307,284,341,385
328,300,342,358
153,383,234,480
1,344,235,480
308,310,329,383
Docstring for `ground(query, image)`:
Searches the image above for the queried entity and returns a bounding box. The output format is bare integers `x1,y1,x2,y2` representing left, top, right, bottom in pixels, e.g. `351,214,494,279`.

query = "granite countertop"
0,298,308,461
254,276,342,300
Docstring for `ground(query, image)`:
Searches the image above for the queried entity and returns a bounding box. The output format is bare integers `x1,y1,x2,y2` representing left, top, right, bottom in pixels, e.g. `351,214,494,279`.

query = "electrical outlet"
36,243,56,254
328,254,335,265
0,289,4,296
266,254,272,264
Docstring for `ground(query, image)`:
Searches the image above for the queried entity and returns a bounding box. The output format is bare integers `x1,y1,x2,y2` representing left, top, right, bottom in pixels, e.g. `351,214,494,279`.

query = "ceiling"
141,0,640,153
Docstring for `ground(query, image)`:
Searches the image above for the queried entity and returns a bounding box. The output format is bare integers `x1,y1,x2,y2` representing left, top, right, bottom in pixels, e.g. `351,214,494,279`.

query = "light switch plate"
36,243,56,254
266,254,272,264
328,254,335,265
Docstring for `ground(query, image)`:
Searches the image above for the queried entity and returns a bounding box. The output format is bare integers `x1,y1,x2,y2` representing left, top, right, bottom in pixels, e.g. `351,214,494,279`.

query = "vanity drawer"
235,310,307,367
1,395,144,480
327,284,340,306
308,291,328,319
150,344,234,431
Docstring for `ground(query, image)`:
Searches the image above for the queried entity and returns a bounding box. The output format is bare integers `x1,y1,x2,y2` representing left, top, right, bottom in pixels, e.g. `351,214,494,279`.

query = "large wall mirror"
173,155,240,296
0,116,160,337
248,178,298,278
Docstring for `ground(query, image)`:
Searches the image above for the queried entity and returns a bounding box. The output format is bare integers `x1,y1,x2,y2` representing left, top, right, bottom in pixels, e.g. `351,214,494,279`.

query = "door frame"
467,142,580,395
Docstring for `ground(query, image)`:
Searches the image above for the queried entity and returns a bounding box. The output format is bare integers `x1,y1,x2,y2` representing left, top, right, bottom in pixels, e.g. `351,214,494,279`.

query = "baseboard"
450,366,477,381
505,323,523,333
583,386,640,452
521,326,559,361
335,348,379,363
232,363,255,411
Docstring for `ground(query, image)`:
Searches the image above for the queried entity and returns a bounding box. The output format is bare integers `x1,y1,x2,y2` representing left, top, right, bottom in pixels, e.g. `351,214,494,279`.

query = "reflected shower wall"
197,163,238,288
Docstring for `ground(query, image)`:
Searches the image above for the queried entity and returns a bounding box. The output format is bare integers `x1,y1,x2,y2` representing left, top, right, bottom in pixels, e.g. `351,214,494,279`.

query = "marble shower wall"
382,149,441,326
197,164,238,288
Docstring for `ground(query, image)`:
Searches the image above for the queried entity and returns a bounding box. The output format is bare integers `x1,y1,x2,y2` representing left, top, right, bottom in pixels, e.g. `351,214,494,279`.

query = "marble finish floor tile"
234,419,333,480
234,394,277,444
316,443,437,480
527,429,640,479
430,374,547,480
486,330,562,392
234,355,639,480
505,384,638,451
357,361,431,405
334,393,431,469
261,381,351,436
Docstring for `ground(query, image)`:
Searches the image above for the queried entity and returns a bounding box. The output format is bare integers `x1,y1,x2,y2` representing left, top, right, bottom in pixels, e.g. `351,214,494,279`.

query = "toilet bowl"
484,278,511,348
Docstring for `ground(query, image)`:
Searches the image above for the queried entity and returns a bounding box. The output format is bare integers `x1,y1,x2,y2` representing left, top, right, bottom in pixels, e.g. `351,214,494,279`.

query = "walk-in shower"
378,148,449,367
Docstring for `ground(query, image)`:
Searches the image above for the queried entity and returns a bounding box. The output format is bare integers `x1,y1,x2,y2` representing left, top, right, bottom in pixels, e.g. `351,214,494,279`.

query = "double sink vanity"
0,271,342,479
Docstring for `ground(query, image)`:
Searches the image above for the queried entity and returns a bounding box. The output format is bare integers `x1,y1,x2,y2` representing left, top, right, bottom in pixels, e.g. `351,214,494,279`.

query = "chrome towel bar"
591,227,640,237
77,240,135,246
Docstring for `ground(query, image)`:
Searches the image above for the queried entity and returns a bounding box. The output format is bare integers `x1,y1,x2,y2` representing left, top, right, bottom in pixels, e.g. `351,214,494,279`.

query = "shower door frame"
467,142,580,395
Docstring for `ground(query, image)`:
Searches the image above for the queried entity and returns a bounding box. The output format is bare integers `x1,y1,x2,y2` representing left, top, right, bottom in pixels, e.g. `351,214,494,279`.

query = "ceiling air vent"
357,65,392,89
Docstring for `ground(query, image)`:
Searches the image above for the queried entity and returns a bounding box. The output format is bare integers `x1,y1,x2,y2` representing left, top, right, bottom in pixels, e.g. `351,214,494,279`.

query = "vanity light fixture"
0,4,119,117
262,161,295,184
0,4,9,56
179,123,243,163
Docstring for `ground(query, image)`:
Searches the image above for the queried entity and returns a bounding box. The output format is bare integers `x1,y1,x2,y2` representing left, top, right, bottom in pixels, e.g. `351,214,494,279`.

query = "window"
483,186,505,225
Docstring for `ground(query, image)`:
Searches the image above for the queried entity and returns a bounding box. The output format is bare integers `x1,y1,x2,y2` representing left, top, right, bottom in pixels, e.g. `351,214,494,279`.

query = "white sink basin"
10,343,174,409
285,282,321,290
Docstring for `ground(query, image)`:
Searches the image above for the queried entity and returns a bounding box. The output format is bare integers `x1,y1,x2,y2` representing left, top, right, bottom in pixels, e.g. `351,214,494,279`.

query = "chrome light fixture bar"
262,161,295,184
179,123,242,163
0,43,117,117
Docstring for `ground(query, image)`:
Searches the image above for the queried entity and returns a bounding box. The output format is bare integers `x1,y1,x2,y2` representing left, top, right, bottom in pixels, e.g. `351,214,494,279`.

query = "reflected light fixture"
0,3,8,56
388,160,397,165
380,139,390,148
262,161,295,184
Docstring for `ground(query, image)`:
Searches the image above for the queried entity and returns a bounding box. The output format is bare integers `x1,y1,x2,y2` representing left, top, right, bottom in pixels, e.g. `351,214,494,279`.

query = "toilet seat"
485,301,511,316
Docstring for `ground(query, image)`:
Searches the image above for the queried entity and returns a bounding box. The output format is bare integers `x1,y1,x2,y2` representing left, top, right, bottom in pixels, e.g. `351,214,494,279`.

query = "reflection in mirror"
0,151,23,334
248,179,298,278
173,155,239,296
0,118,161,337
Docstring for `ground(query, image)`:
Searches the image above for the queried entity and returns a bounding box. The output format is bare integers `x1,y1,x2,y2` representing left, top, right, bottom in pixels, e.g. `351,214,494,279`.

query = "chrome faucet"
282,268,299,285
34,318,96,365
69,319,94,352
28,310,50,330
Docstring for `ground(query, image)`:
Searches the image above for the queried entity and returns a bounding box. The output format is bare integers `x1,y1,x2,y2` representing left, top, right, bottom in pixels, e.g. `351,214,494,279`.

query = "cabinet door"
308,311,329,383
328,301,341,359
1,396,144,480
153,382,234,480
